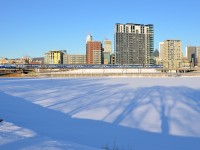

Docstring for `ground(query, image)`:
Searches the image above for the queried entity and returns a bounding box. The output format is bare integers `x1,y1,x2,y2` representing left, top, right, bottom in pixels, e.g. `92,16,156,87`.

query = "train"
0,64,163,69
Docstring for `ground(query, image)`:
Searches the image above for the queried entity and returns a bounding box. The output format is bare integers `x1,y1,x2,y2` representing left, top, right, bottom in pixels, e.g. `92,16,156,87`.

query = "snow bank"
40,68,159,74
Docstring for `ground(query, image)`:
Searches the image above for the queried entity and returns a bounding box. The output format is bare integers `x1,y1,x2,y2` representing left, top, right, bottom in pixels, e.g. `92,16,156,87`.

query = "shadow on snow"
0,78,200,150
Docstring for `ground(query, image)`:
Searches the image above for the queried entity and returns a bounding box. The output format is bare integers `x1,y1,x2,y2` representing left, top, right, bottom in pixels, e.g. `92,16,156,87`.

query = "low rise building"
0,58,8,64
110,54,115,65
64,54,86,64
44,50,66,64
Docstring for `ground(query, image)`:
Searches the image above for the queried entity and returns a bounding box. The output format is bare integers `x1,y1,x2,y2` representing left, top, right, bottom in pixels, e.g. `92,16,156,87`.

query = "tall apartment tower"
163,40,182,69
114,23,154,65
86,38,102,64
103,39,112,64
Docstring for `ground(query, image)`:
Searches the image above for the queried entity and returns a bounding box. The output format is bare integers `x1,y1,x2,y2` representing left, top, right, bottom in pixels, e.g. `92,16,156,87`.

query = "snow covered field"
0,77,200,150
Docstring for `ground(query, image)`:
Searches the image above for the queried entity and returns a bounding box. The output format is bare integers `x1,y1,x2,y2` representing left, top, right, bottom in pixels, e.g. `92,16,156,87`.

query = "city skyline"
0,0,200,58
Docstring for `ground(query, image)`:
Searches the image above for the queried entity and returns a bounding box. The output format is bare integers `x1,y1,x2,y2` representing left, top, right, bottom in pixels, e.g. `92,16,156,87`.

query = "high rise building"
186,46,196,64
103,39,112,64
104,39,112,53
163,40,182,69
86,40,102,64
86,34,93,43
114,23,154,65
44,50,66,64
197,47,200,66
159,42,165,60
186,46,196,62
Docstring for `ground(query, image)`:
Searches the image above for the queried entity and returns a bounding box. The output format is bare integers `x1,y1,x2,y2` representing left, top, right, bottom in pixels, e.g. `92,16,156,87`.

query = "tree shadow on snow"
0,79,200,150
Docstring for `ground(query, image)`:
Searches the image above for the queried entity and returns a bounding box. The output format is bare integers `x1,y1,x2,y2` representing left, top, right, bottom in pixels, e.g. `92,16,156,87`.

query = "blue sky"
0,0,200,58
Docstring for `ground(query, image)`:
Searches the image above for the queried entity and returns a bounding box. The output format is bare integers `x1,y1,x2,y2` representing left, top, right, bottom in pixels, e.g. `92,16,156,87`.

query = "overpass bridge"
0,68,34,76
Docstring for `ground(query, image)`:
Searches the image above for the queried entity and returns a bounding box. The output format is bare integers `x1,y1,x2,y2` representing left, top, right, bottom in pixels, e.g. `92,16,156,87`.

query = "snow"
40,68,159,75
0,77,200,150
